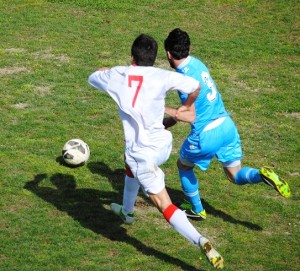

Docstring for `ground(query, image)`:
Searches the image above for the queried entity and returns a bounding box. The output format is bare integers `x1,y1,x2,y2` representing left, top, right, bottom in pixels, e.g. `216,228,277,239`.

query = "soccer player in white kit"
88,34,224,269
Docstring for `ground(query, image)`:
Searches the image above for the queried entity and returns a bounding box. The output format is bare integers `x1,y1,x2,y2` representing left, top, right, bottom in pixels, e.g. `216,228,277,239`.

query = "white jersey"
88,65,199,150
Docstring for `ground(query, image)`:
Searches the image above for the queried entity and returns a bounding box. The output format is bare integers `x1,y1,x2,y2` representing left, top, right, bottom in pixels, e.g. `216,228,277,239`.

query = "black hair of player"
164,28,190,60
131,34,158,66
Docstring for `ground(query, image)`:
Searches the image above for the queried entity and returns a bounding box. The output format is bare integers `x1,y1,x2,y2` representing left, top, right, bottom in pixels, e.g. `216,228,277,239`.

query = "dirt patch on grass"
33,48,70,63
5,48,27,54
12,102,29,109
284,112,300,119
289,171,299,177
0,66,29,75
36,85,52,97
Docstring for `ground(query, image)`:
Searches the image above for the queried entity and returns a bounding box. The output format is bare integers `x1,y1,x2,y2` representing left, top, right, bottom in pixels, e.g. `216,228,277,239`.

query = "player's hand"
175,104,196,123
176,105,189,114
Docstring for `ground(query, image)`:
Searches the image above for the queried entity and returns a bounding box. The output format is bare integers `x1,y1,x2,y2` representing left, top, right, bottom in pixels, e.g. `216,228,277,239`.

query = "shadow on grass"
167,186,263,231
87,161,262,230
24,162,203,271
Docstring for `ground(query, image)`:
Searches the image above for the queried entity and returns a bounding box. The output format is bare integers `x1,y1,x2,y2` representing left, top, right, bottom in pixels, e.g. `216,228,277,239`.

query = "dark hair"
164,28,190,60
131,34,158,66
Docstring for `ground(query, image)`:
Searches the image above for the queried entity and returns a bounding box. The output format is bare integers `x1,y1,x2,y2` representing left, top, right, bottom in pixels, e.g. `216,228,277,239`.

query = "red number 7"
128,75,143,108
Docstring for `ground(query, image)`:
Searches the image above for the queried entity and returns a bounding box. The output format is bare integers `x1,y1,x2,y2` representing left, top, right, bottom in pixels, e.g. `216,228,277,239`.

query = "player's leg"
223,161,262,184
223,163,291,198
148,187,224,269
219,117,291,198
219,120,265,185
110,164,140,224
177,127,223,219
149,187,203,245
122,164,140,213
177,158,206,219
217,117,261,185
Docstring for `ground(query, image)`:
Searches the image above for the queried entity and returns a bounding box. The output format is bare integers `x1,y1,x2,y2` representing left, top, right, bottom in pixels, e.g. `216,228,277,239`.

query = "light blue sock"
178,168,204,213
234,167,263,185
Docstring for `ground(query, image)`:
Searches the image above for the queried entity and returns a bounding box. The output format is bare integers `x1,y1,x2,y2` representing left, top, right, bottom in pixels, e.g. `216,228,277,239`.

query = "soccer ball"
62,139,90,166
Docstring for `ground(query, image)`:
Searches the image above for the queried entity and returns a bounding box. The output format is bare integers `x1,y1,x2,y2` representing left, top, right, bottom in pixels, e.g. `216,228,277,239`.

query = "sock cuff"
163,204,179,222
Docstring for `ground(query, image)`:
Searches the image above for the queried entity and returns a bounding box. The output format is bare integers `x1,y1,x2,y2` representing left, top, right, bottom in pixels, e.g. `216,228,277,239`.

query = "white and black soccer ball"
62,139,90,166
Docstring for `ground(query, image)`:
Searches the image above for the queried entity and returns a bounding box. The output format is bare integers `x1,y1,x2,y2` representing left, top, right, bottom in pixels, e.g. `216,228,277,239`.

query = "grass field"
0,0,299,270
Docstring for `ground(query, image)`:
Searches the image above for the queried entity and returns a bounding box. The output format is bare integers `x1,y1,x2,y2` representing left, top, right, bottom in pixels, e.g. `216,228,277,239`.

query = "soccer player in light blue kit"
163,28,291,220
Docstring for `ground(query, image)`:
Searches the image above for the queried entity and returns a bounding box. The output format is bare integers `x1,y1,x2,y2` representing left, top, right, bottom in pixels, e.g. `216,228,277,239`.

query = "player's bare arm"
165,104,196,124
176,103,196,123
183,83,200,107
175,83,200,122
164,83,199,124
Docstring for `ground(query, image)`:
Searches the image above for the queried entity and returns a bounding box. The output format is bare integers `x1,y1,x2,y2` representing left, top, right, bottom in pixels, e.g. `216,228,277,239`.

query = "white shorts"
125,131,172,194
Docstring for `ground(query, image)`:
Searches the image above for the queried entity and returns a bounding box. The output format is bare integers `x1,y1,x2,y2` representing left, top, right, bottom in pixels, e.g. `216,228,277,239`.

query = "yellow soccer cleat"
260,166,291,198
177,200,207,220
184,208,207,220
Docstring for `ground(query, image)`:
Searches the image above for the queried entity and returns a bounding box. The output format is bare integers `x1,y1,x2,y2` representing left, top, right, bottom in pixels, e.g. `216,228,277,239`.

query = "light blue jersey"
176,56,229,134
176,56,243,170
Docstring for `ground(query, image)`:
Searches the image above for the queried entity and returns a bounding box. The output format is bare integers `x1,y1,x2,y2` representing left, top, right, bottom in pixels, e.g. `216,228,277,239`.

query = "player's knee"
226,174,235,183
177,158,194,171
222,160,241,183
223,164,241,183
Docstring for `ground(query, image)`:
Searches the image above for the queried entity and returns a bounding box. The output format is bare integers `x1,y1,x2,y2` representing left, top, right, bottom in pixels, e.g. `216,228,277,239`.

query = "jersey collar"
177,56,192,71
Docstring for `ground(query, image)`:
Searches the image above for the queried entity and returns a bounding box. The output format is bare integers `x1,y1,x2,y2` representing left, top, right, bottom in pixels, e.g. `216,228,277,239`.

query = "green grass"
0,0,299,270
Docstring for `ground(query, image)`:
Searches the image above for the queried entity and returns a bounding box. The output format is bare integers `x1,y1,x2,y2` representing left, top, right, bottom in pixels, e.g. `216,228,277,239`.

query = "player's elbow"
88,73,96,86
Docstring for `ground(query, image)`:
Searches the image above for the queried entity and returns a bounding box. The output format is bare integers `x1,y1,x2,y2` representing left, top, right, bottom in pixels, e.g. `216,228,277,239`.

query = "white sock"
122,175,140,214
163,204,202,246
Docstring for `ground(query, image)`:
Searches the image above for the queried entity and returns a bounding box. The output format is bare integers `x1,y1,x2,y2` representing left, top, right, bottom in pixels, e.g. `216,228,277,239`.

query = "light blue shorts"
179,116,243,171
